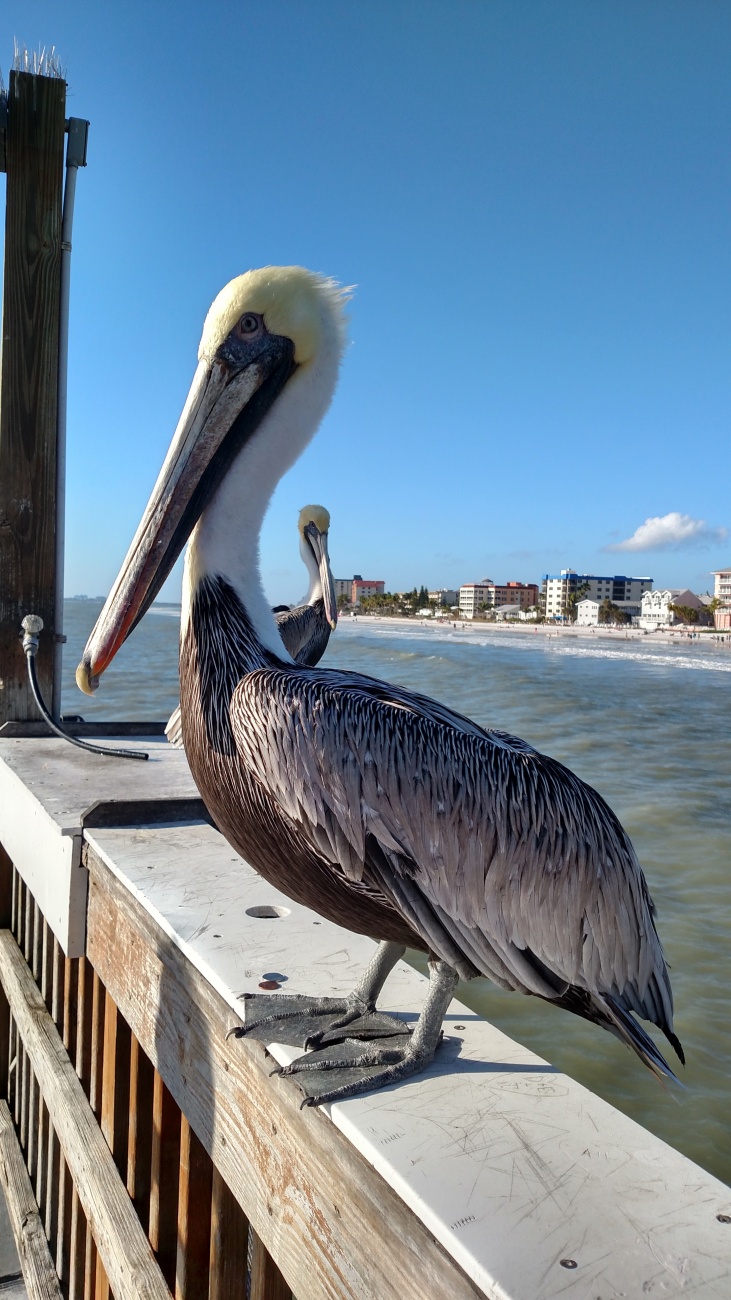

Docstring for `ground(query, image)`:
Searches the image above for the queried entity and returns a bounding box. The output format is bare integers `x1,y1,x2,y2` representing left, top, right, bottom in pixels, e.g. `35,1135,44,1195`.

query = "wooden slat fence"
0,854,289,1300
0,837,481,1300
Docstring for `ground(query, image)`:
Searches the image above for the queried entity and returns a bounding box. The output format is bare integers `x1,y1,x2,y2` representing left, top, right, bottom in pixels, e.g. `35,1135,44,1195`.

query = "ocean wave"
339,621,731,674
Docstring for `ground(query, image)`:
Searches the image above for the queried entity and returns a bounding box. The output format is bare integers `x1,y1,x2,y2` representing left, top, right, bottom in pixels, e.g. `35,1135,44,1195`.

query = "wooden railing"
0,847,291,1300
0,839,481,1300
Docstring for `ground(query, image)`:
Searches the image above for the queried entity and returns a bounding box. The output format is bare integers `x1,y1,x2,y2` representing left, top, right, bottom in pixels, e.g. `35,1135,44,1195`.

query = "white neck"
298,534,321,607
182,335,340,657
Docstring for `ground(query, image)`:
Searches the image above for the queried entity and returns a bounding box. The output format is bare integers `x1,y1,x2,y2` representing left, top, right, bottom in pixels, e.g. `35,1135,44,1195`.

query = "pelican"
77,267,683,1105
165,504,337,746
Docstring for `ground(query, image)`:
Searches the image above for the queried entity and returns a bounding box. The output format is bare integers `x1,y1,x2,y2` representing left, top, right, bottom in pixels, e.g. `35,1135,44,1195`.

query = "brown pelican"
165,503,336,746
77,267,683,1105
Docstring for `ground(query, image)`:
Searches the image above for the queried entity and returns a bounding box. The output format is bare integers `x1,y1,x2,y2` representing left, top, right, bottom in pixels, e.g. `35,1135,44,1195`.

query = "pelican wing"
230,666,676,1040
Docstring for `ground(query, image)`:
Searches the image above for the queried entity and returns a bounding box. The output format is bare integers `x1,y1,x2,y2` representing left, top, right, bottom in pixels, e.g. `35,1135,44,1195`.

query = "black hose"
25,650,148,761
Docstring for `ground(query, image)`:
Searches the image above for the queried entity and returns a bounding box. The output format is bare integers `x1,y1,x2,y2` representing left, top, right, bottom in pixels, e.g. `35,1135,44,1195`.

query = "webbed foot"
227,992,410,1050
272,1032,442,1106
270,958,460,1107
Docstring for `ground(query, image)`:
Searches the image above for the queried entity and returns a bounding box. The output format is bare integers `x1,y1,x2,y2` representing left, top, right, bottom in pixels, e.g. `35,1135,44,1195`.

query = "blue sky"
2,2,729,602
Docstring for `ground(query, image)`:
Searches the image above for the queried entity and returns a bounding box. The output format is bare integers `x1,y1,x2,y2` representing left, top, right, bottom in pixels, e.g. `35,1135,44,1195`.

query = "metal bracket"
65,116,89,167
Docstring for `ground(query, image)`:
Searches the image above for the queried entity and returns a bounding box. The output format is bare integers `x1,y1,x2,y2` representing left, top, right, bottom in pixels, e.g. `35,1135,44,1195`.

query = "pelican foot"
273,957,460,1106
273,1032,443,1107
228,992,410,1050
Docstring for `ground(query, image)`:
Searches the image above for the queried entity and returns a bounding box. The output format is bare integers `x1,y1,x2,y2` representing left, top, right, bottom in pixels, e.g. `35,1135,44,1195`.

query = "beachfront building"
542,570,653,621
576,599,643,626
429,588,459,607
459,580,539,619
351,576,385,605
711,567,731,628
459,581,493,619
712,568,731,603
333,575,386,605
576,600,600,626
639,588,707,630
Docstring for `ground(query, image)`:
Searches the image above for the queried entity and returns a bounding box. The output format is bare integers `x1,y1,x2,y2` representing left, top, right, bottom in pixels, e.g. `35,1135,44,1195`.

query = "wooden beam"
0,71,66,724
0,1098,62,1299
86,850,482,1300
0,929,172,1300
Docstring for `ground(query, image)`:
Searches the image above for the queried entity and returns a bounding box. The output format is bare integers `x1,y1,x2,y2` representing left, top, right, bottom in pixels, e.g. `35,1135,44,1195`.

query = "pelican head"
298,504,337,630
77,267,349,694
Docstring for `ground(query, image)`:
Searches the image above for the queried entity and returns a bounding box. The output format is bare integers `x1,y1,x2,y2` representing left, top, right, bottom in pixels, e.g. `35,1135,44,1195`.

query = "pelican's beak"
76,331,296,695
304,522,338,630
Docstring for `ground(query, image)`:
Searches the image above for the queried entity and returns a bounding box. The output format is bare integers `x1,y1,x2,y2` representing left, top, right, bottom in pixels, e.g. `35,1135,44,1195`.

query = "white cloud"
606,512,728,553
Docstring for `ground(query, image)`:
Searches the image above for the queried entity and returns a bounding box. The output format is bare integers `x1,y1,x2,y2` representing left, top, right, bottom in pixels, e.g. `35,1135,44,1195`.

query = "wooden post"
209,1169,248,1300
0,68,66,724
0,843,12,1096
127,1037,154,1229
149,1071,181,1290
249,1228,291,1300
175,1117,213,1300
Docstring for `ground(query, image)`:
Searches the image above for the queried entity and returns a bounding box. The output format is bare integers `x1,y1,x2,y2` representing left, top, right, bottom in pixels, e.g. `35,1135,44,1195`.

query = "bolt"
560,1259,578,1270
717,1214,731,1224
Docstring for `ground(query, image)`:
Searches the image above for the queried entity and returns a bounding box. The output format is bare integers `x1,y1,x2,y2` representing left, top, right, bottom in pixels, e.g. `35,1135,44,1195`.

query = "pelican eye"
240,312,261,334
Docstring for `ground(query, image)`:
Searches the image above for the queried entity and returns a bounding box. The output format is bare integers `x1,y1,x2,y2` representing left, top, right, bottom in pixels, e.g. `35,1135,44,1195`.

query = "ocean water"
62,601,731,1185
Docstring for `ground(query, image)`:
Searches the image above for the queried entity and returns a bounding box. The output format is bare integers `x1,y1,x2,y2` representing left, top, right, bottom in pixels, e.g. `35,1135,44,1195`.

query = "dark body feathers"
275,597,332,667
181,577,682,1077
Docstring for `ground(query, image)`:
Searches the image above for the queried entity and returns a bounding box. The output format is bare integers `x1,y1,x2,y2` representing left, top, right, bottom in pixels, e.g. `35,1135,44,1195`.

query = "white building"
639,588,707,630
542,570,653,621
576,599,600,626
459,580,494,619
711,567,731,629
429,589,458,607
712,568,731,603
576,599,642,626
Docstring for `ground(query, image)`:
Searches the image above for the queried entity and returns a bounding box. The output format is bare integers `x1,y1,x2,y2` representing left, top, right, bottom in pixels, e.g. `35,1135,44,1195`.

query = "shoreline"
65,599,729,650
342,614,729,648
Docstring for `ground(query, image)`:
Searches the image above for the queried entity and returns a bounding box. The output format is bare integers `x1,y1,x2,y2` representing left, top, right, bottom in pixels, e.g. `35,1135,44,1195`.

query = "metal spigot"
20,614,44,657
18,612,147,761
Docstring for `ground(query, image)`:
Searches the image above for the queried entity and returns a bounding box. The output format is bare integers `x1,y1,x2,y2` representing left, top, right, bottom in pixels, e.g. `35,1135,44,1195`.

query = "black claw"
268,1065,283,1078
299,1096,315,1110
225,1026,245,1041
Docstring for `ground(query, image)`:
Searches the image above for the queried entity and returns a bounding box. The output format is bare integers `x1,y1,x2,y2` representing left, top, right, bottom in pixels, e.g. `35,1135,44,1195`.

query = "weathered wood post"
0,65,66,724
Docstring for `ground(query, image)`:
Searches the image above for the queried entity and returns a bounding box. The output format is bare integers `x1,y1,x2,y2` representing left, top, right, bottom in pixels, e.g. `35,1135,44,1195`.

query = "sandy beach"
345,614,729,648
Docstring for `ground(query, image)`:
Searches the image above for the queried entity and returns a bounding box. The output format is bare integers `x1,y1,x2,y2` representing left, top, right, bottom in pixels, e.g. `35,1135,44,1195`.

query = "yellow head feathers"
298,504,331,536
199,266,350,367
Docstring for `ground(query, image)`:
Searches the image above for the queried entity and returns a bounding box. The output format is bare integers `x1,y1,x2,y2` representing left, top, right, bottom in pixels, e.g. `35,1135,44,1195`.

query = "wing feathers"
230,666,677,1049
